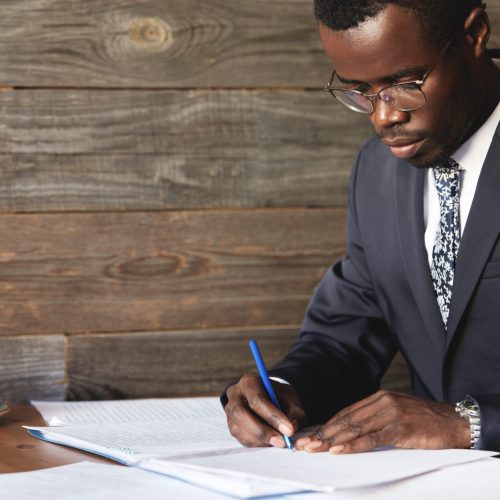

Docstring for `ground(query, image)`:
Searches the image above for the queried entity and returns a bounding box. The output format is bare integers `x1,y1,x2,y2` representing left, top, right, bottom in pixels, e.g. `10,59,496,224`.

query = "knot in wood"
129,18,170,49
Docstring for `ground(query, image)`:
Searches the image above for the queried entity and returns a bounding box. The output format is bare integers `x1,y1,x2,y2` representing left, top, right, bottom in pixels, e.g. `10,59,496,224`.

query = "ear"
463,6,490,58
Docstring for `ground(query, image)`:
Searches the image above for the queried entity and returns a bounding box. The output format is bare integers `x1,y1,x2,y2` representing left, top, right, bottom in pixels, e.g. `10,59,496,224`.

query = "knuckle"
248,394,264,411
327,437,336,447
367,432,380,448
335,413,350,429
226,383,239,399
349,422,362,438
228,403,244,422
268,413,282,429
228,422,239,438
379,391,396,404
239,372,255,388
255,427,267,443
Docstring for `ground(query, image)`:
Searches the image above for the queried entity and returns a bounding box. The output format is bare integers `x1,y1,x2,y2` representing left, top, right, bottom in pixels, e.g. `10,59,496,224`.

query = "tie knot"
433,158,462,188
435,157,461,174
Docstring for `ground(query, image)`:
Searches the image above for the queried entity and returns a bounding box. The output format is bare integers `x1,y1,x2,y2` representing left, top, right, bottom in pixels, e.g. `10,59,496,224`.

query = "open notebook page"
31,397,222,426
26,416,242,465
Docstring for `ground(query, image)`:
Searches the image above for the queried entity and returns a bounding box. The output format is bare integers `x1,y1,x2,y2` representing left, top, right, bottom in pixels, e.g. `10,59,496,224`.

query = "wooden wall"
0,1,498,403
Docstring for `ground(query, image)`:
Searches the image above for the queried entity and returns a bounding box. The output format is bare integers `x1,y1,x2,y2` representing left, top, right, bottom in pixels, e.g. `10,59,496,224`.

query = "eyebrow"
336,67,426,85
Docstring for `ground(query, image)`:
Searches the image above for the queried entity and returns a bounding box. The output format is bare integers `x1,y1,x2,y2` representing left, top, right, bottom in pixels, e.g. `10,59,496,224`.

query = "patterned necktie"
430,158,462,329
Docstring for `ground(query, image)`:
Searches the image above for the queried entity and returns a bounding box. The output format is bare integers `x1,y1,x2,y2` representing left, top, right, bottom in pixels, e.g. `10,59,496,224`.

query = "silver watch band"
455,395,481,449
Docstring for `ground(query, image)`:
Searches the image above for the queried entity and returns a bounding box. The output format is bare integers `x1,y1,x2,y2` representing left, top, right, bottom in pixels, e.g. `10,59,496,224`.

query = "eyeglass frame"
324,31,458,114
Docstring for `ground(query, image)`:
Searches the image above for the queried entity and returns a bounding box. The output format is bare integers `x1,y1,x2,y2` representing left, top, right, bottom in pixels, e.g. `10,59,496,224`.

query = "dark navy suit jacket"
270,121,500,451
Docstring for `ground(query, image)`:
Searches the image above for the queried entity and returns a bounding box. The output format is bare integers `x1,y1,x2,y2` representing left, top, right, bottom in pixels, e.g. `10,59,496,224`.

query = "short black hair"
314,0,482,46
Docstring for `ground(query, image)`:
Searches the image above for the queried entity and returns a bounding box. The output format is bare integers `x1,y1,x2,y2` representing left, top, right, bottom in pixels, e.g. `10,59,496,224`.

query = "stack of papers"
3,459,500,500
26,398,498,498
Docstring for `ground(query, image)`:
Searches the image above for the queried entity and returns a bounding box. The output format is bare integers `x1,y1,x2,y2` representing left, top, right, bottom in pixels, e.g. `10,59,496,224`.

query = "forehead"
319,5,434,81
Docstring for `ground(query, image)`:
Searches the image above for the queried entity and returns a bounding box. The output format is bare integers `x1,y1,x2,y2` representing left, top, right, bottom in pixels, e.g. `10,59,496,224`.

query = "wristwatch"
455,395,481,449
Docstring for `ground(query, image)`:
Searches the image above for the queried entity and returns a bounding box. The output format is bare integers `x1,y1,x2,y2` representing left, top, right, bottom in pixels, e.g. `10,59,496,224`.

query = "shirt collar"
452,100,500,173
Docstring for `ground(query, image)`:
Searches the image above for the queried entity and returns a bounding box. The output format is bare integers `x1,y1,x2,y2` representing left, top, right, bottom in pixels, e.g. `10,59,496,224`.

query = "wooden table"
0,404,112,473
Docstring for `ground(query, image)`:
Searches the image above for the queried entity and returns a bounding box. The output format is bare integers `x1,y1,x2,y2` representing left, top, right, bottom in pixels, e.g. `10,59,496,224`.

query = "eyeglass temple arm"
326,70,336,90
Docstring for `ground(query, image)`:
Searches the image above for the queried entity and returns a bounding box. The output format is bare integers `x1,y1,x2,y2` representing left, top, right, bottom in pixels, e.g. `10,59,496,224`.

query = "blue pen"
249,339,294,451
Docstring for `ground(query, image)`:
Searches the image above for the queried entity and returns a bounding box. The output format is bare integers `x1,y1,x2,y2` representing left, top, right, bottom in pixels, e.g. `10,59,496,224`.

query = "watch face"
463,396,480,414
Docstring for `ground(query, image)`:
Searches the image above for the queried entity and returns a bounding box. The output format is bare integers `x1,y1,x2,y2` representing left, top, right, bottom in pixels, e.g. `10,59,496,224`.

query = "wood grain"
0,152,348,212
0,1,497,88
0,404,112,472
0,336,65,403
0,208,344,336
66,327,300,399
0,89,371,212
0,0,329,88
0,88,368,156
489,3,500,46
67,327,411,400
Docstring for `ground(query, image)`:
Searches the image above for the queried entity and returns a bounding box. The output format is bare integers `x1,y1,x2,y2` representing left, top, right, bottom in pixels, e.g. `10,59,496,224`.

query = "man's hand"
224,372,307,448
295,390,470,454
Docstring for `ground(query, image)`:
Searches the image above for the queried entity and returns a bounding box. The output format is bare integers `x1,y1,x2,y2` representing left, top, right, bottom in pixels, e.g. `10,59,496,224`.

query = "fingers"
328,431,384,454
296,413,386,452
295,399,384,451
297,390,467,454
224,372,298,448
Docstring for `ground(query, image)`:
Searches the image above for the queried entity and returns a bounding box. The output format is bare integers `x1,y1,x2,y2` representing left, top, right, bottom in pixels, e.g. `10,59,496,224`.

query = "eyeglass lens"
331,83,426,113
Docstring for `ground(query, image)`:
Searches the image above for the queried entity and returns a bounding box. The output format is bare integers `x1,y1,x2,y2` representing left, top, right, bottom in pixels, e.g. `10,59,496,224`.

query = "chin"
407,147,453,169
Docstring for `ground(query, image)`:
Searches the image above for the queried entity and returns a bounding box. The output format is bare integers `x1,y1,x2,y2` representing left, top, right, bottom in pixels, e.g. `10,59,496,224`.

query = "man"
223,0,500,453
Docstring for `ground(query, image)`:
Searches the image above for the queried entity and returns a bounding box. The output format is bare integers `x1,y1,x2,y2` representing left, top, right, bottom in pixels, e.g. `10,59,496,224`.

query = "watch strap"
455,395,481,449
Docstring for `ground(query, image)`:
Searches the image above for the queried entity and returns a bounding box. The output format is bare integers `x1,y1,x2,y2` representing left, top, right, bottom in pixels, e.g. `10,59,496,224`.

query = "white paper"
149,446,498,493
31,397,222,425
26,417,242,464
2,458,499,500
26,398,499,499
26,397,315,498
142,459,315,498
282,458,500,500
0,461,226,500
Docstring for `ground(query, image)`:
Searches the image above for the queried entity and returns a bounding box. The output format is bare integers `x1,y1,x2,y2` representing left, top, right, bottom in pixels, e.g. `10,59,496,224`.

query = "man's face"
319,5,481,168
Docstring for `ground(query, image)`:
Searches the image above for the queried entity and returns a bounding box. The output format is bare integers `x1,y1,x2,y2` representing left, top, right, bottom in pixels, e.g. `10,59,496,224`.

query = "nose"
370,99,410,131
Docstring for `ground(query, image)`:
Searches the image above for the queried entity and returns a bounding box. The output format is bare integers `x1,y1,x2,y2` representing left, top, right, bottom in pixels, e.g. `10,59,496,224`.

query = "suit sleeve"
269,143,398,425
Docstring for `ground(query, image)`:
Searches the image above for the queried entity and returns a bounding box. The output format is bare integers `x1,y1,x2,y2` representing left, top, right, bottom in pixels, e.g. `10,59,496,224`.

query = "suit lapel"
395,158,447,363
446,124,500,348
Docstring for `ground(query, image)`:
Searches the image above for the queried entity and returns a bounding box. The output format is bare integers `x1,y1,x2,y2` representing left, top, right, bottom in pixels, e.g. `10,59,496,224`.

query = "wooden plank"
66,327,300,399
0,0,329,88
0,88,371,154
490,3,500,46
0,151,351,212
66,328,411,400
0,90,371,212
0,336,65,403
0,208,345,336
0,0,497,88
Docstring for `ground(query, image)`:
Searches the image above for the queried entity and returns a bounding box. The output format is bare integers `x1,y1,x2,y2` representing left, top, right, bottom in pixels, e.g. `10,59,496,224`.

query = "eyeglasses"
325,34,456,114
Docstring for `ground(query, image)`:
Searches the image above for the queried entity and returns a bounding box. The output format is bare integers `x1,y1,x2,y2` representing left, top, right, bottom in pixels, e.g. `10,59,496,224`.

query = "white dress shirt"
424,101,500,266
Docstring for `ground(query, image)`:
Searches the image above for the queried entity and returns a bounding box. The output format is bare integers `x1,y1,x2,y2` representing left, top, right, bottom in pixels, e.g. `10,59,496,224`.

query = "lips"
382,137,425,159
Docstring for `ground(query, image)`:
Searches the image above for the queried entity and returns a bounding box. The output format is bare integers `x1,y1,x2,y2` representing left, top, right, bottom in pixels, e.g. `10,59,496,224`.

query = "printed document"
26,398,499,498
